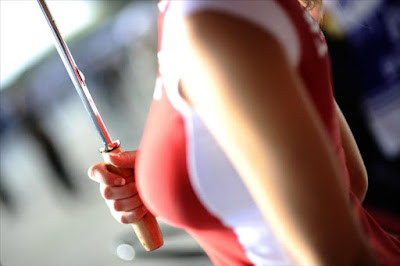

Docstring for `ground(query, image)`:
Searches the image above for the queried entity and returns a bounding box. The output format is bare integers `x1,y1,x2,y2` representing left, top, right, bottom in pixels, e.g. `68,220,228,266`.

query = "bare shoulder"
181,10,301,111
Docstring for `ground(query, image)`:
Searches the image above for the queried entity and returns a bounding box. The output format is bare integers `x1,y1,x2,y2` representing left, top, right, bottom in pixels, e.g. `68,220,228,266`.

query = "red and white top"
136,1,400,265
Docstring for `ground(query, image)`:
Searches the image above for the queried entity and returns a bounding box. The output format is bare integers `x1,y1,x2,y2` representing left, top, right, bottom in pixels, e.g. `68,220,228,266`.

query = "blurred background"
0,0,399,266
0,0,210,265
322,0,400,222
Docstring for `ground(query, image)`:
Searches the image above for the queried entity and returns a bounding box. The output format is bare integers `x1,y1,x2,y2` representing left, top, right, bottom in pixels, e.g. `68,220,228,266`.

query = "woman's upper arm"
180,11,375,266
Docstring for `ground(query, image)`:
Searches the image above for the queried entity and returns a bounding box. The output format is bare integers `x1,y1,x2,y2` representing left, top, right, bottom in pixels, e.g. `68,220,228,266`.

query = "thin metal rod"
37,0,113,149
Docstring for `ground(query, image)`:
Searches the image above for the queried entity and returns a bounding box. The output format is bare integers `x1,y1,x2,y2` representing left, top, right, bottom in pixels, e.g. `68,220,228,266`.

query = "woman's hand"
88,151,148,224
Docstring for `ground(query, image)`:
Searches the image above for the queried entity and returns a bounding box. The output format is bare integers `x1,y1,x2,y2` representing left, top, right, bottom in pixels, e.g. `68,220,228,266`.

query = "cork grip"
103,147,163,251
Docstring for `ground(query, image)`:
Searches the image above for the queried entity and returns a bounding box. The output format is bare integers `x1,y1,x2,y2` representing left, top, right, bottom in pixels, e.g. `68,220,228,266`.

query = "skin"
308,0,369,203
88,151,148,224
179,11,374,265
300,0,368,203
88,0,373,265
335,102,368,203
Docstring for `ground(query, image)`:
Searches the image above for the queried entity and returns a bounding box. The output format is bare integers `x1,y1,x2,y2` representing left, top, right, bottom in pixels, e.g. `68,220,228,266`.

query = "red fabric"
366,207,400,237
354,195,400,265
138,8,252,260
136,85,252,265
136,0,400,264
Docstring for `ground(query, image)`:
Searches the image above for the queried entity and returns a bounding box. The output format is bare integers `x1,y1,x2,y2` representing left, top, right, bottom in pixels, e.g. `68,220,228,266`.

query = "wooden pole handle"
102,147,163,251
131,212,163,251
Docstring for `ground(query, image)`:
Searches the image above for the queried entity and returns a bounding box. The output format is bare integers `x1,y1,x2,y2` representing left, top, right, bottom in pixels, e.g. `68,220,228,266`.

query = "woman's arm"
180,11,375,265
335,102,368,203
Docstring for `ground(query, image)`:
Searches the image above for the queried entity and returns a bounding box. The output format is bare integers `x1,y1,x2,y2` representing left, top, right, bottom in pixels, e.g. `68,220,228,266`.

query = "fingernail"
114,178,125,186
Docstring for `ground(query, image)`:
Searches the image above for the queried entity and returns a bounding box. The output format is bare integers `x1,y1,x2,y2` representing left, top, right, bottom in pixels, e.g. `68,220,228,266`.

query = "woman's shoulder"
165,0,301,67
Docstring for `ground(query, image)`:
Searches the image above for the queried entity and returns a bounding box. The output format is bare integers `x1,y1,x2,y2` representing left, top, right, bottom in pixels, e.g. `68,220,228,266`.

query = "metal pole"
37,0,119,152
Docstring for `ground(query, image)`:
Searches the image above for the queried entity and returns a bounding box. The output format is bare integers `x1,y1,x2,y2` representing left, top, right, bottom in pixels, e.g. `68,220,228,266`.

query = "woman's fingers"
106,191,148,224
100,181,138,200
87,151,145,224
106,193,143,212
110,206,148,224
88,163,127,186
103,151,138,168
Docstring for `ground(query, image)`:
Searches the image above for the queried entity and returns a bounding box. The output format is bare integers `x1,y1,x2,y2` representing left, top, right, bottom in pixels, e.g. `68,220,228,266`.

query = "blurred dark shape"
323,0,400,216
0,83,78,203
0,175,16,214
0,88,20,213
23,112,78,194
